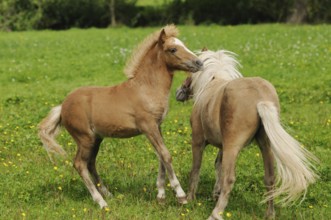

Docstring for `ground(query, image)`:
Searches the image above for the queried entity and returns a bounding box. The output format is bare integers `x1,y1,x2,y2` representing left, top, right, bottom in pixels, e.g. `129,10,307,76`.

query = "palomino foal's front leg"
143,125,187,204
187,119,205,201
187,141,205,201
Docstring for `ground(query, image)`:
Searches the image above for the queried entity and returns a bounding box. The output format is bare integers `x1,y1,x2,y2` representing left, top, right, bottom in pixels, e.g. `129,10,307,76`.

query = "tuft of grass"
0,24,330,219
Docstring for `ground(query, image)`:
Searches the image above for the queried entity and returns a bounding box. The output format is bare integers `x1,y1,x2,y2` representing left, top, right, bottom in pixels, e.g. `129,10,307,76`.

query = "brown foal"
38,25,202,208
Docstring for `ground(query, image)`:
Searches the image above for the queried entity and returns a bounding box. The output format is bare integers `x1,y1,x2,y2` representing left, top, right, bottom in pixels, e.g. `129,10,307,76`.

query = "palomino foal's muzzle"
176,77,192,102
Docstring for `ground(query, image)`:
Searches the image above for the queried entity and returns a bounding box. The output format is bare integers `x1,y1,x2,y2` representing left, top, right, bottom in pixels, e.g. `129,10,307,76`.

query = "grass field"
0,24,330,219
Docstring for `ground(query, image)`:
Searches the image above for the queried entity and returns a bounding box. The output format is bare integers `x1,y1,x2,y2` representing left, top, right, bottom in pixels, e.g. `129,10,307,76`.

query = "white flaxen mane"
191,50,243,103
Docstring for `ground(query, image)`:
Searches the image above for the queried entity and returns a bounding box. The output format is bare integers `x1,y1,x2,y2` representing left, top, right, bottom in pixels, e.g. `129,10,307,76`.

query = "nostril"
195,60,203,67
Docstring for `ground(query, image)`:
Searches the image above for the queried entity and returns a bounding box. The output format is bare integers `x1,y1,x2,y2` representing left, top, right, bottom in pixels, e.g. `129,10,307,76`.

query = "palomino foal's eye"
169,48,177,54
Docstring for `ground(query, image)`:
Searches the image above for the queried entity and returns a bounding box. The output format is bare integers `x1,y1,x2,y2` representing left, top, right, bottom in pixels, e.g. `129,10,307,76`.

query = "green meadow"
0,25,330,219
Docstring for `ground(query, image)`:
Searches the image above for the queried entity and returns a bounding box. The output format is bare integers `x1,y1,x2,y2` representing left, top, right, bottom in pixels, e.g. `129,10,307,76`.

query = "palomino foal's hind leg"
208,147,241,220
87,137,112,198
73,136,108,208
213,150,223,201
256,131,275,219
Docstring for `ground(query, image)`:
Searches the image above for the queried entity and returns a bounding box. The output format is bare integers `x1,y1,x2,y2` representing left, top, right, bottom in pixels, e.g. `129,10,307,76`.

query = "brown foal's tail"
257,101,319,205
38,105,67,161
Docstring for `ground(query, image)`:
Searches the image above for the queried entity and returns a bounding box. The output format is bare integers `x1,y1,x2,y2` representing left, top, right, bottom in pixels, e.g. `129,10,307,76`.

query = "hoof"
177,196,188,205
100,189,113,198
207,215,223,220
104,191,113,198
99,200,108,209
265,213,275,220
186,192,195,201
208,210,224,220
157,197,166,205
212,191,220,201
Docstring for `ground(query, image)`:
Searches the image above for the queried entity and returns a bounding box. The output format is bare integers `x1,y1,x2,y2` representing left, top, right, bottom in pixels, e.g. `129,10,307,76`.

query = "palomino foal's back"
176,50,318,220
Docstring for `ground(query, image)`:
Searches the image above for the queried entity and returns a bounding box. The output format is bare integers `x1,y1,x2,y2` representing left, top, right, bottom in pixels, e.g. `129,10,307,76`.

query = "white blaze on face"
173,38,196,57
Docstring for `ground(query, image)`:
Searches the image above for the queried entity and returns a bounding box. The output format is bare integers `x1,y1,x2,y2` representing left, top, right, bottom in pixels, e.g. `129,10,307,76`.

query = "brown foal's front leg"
142,122,187,204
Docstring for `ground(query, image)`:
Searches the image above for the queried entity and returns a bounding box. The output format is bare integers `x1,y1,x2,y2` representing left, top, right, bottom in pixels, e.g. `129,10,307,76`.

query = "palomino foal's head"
158,28,203,73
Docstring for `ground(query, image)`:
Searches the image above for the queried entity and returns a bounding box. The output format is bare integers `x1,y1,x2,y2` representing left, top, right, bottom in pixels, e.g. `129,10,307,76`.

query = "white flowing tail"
257,101,319,205
38,105,67,161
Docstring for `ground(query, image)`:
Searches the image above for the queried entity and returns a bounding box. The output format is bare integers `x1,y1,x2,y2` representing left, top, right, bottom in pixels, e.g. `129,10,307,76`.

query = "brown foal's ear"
158,29,167,46
201,47,208,52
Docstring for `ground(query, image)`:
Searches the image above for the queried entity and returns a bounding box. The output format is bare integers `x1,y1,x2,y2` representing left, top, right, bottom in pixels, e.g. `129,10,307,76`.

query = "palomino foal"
39,25,202,208
176,50,318,220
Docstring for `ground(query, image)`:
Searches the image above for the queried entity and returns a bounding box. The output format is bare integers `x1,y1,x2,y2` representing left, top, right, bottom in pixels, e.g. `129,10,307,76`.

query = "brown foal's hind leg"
156,161,166,203
73,135,108,208
208,147,241,220
87,137,112,198
213,150,223,201
142,122,187,204
256,129,275,219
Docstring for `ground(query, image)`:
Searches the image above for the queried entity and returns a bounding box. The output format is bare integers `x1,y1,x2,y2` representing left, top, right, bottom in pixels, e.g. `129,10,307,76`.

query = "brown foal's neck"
130,44,174,92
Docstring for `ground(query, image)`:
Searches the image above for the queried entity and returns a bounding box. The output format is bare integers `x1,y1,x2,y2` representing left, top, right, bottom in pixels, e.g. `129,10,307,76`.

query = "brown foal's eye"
169,48,177,54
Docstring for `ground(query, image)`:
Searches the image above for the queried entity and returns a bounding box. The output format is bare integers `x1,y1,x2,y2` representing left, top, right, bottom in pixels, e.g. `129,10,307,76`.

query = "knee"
225,176,236,186
73,159,85,173
160,152,172,164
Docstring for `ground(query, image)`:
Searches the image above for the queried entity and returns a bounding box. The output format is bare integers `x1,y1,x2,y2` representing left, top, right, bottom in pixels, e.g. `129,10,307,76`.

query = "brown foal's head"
158,28,203,73
175,47,209,102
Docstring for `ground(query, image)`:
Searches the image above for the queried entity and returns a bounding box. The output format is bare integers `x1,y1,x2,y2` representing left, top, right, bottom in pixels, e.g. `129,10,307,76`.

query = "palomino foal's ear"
201,47,208,52
158,28,167,46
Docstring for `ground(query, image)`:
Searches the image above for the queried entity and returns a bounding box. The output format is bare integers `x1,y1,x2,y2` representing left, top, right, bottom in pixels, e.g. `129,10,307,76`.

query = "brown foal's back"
39,25,202,209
